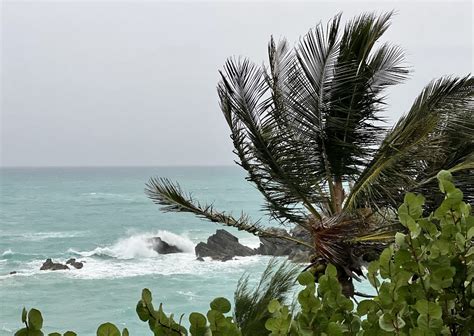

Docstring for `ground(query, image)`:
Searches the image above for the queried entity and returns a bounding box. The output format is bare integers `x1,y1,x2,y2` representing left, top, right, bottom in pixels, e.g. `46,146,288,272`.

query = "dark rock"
150,237,183,254
196,256,205,262
9,271,17,275
254,227,313,262
195,229,256,261
40,258,69,271
255,228,294,256
65,258,84,269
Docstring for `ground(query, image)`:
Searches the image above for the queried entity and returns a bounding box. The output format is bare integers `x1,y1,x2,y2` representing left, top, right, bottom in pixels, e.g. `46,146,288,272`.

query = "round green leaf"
28,309,43,331
96,323,120,336
121,328,129,336
136,301,149,321
64,332,77,336
378,313,395,332
189,312,207,327
297,271,314,286
48,333,61,336
210,297,231,314
268,299,281,313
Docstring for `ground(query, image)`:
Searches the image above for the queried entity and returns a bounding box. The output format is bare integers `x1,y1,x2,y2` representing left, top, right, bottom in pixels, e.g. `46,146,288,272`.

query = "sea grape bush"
15,171,473,335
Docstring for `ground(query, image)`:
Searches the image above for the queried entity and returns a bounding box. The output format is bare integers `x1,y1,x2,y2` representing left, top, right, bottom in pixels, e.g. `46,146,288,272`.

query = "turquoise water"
0,167,276,334
0,166,371,335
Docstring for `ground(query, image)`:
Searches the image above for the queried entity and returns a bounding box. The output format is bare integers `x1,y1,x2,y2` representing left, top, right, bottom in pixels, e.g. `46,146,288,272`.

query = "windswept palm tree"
145,12,473,294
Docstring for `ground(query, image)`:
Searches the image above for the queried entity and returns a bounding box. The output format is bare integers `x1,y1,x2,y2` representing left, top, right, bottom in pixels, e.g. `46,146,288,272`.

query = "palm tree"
145,12,473,295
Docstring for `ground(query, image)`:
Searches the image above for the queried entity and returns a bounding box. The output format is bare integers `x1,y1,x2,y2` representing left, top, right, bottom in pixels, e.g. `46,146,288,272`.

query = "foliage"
14,171,474,335
145,11,474,282
234,259,299,335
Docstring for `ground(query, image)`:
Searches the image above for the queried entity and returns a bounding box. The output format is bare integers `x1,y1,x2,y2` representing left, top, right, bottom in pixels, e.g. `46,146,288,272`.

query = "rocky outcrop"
195,228,313,263
256,226,313,262
255,228,293,256
149,237,183,254
66,258,84,269
195,229,256,261
40,259,69,271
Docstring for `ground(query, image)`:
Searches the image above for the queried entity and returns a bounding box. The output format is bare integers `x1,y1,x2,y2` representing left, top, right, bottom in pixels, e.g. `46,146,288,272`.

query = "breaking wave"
69,231,195,259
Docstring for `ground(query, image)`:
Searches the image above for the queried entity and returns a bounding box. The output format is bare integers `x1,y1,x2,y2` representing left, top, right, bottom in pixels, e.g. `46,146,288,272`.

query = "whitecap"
3,231,88,242
69,230,195,260
1,249,14,257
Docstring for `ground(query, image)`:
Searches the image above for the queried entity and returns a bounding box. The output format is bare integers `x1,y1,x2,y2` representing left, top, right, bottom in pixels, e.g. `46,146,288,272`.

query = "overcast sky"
1,0,472,167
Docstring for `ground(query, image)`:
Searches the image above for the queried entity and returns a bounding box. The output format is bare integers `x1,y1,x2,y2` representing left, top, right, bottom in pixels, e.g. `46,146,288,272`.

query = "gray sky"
1,0,472,167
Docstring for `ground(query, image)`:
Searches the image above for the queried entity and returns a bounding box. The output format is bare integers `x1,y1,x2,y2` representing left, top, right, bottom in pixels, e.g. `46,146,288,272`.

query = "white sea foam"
69,230,195,260
2,231,88,242
1,249,13,257
82,192,143,203
1,252,271,281
65,254,268,280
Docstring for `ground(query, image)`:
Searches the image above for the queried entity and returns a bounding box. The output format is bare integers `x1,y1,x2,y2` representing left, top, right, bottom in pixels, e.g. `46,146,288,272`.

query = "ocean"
0,166,371,335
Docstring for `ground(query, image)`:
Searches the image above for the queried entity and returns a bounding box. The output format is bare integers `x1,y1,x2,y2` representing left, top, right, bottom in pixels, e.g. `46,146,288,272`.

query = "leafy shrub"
15,171,473,335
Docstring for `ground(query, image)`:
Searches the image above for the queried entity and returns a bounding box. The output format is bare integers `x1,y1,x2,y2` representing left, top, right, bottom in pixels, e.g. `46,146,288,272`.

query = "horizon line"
0,164,237,169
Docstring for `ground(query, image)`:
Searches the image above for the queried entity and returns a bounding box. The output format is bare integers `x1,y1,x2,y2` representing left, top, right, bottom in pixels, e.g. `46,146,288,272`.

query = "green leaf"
121,328,129,336
141,288,152,305
64,332,77,336
297,271,314,286
210,297,231,314
268,299,281,313
415,300,442,319
136,300,149,322
325,264,337,277
357,300,376,315
189,312,207,327
467,226,474,240
48,333,61,336
14,328,28,336
28,309,43,331
21,308,27,324
96,323,121,336
378,313,395,332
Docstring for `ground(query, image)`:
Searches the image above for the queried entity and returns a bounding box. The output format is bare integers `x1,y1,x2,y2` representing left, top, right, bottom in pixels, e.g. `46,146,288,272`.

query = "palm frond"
234,259,299,336
145,177,313,249
218,57,324,225
345,75,474,212
323,11,409,179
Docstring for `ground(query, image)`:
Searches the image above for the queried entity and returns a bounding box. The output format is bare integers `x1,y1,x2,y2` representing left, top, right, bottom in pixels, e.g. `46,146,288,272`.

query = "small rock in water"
149,237,183,254
66,258,84,269
9,271,17,275
196,256,205,262
40,258,69,271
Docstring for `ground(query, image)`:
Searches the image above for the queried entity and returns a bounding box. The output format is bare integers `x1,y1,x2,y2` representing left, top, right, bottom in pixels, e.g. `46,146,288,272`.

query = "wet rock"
195,229,255,261
9,271,17,275
196,256,205,262
40,258,69,271
150,237,183,254
66,258,84,269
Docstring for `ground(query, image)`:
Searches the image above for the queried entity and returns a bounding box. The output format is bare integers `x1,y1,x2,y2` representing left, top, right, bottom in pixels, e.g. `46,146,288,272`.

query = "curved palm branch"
145,177,313,249
345,75,474,212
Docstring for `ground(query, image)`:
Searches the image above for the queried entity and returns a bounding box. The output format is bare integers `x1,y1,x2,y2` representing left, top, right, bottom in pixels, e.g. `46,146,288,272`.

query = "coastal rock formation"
255,228,293,256
66,258,84,269
255,226,313,262
149,237,183,254
40,258,69,271
195,229,256,261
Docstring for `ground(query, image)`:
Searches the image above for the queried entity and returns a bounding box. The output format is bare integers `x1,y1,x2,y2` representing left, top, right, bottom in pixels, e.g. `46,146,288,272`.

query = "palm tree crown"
146,12,473,287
